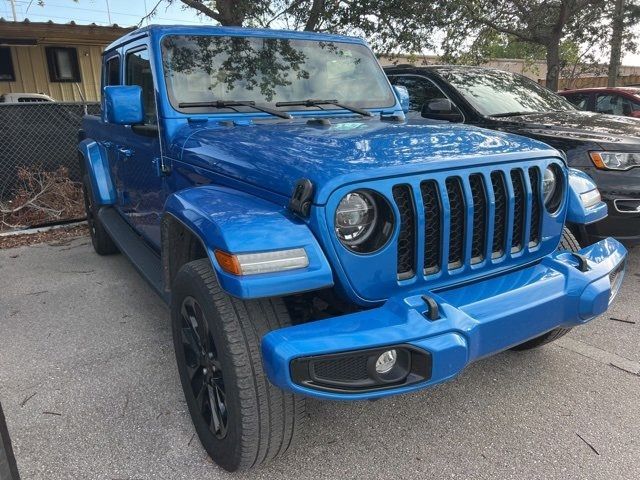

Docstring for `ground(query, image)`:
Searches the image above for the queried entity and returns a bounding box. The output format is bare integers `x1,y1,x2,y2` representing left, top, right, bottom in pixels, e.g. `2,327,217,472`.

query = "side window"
595,94,630,116
105,56,121,86
389,75,453,118
126,48,156,125
564,93,589,110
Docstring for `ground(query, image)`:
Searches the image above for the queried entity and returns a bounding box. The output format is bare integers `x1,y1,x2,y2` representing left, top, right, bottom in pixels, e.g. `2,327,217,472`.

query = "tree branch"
179,0,224,23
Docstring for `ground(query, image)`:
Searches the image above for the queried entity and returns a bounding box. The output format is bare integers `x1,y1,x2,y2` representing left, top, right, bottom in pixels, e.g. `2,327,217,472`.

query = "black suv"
385,65,640,245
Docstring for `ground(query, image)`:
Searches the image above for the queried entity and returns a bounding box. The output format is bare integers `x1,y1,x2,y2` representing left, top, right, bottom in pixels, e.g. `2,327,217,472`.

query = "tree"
439,0,611,91
147,1,442,55
608,0,626,87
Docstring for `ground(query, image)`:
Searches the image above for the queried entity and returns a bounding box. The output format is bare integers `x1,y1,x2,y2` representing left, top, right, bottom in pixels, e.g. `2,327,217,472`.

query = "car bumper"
586,198,640,245
262,238,627,400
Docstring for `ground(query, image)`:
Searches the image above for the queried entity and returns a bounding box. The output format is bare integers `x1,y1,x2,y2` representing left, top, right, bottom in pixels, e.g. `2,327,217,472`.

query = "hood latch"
289,179,314,218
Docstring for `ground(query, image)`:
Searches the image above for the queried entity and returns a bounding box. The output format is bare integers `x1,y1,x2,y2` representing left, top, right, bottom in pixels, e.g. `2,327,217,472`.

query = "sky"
3,0,640,65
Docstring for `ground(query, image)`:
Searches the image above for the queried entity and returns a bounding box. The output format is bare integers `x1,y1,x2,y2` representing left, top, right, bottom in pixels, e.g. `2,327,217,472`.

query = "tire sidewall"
171,264,244,471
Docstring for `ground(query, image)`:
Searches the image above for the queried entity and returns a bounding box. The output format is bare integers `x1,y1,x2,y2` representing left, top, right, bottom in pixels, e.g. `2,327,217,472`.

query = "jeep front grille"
393,167,543,279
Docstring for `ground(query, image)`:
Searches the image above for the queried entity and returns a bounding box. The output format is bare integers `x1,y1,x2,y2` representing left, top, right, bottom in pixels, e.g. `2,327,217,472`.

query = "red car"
559,87,640,118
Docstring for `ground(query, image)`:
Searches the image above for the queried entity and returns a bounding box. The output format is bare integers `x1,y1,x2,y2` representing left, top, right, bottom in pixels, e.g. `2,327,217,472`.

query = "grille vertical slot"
445,177,465,269
528,167,541,246
392,185,416,279
387,163,548,284
420,180,441,274
469,174,487,263
490,172,507,258
510,169,526,252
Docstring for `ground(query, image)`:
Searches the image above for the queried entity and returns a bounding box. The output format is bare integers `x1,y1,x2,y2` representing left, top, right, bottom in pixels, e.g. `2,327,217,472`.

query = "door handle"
118,147,134,157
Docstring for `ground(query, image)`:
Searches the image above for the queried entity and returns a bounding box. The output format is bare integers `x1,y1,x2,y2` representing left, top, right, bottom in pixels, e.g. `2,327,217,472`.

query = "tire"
82,175,118,255
171,259,305,472
511,227,580,351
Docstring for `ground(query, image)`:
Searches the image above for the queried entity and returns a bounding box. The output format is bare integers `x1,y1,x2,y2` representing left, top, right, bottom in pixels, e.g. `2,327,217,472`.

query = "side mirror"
393,85,410,114
421,98,463,122
104,85,143,125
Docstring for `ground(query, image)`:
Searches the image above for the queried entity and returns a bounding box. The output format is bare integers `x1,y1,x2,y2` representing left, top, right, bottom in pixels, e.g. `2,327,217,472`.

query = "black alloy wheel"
179,295,228,439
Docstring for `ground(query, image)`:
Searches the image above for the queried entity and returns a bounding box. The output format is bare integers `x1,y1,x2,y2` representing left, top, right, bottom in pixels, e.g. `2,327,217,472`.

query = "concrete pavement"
1,237,639,479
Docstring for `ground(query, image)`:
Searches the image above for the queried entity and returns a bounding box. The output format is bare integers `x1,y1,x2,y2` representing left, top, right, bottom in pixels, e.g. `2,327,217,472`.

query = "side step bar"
98,207,169,304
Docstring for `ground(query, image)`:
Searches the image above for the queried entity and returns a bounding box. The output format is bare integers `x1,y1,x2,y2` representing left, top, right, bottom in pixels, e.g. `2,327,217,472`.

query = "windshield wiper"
490,111,538,118
275,99,373,117
177,100,292,119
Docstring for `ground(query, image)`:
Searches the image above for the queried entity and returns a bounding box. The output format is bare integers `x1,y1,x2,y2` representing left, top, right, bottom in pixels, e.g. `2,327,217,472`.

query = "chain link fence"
0,102,100,231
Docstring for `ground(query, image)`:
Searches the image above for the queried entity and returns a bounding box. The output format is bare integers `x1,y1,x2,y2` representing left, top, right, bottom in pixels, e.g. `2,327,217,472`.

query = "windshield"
161,35,396,113
435,67,575,117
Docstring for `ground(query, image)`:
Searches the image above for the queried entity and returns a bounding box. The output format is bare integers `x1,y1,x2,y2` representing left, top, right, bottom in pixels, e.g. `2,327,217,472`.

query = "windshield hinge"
289,179,314,218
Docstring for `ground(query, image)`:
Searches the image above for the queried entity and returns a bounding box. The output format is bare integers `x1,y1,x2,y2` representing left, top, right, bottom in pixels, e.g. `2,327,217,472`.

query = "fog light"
375,349,397,374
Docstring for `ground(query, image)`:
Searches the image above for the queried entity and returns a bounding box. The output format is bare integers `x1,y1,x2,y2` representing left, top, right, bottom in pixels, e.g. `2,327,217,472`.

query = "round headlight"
335,191,377,245
335,190,394,253
542,165,563,213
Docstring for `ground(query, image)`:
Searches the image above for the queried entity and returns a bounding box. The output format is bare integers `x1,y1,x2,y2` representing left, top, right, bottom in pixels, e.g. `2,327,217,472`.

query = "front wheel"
171,259,305,471
511,227,580,351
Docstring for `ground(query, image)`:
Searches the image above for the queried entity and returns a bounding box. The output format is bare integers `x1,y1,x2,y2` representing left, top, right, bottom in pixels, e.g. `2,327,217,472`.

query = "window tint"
45,47,81,82
389,75,452,119
126,48,156,124
105,56,120,86
595,94,633,116
0,47,15,81
563,93,589,110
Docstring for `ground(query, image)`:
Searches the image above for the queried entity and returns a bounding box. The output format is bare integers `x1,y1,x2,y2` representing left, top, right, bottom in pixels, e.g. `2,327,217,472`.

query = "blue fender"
77,138,116,206
164,185,334,299
566,168,607,225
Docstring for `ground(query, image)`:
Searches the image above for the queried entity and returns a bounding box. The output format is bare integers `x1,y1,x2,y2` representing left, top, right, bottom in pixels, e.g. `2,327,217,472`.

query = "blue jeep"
79,25,627,471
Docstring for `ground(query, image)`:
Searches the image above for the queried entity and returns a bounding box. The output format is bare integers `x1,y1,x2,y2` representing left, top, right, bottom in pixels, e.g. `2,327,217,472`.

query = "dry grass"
0,167,85,232
0,224,89,250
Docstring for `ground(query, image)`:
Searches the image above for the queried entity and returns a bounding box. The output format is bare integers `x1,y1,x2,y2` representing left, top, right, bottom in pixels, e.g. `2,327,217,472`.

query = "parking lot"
1,235,639,480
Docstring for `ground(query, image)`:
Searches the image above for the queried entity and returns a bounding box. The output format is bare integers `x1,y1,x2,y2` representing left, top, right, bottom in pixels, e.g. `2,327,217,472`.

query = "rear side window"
126,48,156,125
596,94,632,116
105,56,120,86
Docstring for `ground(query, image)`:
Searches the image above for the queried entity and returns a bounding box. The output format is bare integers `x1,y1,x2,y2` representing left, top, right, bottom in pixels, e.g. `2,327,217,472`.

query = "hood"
492,110,640,148
178,118,558,204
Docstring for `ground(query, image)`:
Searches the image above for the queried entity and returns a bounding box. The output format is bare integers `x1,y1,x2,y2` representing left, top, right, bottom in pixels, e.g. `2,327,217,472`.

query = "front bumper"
586,197,640,244
262,238,627,400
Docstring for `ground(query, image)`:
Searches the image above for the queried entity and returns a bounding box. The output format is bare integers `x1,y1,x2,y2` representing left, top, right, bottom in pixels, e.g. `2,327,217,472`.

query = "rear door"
118,44,164,246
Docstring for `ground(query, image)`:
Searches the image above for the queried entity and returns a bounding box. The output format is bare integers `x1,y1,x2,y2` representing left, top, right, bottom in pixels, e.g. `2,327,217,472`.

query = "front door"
119,45,164,247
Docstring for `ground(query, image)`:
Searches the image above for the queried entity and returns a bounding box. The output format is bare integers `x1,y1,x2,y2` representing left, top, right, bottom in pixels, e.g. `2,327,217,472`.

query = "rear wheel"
82,175,118,255
511,227,580,351
171,259,305,471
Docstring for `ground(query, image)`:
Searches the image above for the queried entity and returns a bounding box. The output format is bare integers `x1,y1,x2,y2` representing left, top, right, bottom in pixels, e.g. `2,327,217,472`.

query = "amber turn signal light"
214,250,242,275
589,152,606,169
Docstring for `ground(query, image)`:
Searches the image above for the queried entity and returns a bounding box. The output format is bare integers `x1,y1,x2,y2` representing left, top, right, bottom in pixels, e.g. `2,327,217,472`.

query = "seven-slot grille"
393,167,544,279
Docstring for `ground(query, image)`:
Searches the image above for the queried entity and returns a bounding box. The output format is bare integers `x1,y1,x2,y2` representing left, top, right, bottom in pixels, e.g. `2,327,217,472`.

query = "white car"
0,93,55,103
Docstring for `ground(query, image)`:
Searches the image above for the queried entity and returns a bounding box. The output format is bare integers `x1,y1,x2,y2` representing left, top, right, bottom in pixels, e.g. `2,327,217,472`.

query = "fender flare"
566,168,607,226
77,138,116,205
163,185,334,299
